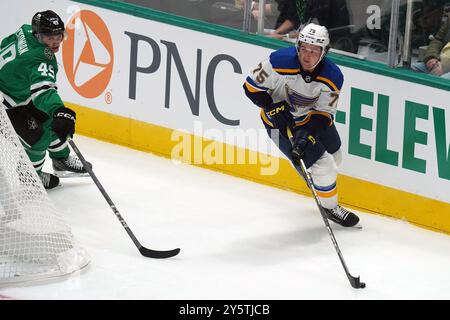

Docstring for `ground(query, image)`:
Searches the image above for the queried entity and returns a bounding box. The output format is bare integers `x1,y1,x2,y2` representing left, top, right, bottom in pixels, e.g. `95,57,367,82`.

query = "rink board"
67,102,450,234
0,1,449,233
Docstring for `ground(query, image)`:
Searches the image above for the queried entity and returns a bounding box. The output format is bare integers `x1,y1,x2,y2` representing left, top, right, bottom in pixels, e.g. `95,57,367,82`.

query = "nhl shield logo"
304,75,312,83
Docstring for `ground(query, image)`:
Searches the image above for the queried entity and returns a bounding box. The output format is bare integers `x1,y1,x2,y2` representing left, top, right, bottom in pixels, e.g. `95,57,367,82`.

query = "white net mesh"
0,104,90,285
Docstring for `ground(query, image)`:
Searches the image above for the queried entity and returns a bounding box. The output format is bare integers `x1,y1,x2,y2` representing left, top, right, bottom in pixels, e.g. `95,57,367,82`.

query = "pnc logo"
62,10,114,99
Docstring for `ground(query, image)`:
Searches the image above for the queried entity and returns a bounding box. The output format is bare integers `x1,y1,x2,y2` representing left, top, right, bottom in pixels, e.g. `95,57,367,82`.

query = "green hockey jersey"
0,24,64,117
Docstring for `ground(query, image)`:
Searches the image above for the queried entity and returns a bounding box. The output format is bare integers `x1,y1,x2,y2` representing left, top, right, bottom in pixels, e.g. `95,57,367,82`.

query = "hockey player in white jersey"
243,23,359,227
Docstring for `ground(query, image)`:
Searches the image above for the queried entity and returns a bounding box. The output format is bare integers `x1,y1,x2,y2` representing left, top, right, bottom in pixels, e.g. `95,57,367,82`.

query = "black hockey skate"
38,171,60,189
324,205,360,227
52,155,92,178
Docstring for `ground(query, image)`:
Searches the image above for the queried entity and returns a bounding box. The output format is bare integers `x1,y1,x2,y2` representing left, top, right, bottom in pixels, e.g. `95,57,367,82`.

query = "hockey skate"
38,171,60,189
324,205,360,227
52,155,92,178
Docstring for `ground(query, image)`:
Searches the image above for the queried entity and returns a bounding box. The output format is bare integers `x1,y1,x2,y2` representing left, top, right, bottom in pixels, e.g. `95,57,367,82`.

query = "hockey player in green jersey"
0,10,91,189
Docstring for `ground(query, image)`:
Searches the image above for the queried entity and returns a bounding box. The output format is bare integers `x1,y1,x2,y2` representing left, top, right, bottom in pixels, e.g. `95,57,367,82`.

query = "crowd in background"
122,0,450,80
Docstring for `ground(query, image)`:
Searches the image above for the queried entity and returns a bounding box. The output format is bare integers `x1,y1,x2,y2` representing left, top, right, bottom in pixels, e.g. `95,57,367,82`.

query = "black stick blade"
139,246,180,259
348,274,366,289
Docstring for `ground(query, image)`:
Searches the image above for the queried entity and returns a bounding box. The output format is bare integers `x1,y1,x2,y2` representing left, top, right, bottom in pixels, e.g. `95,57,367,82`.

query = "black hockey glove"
264,101,294,136
291,128,316,166
52,106,76,142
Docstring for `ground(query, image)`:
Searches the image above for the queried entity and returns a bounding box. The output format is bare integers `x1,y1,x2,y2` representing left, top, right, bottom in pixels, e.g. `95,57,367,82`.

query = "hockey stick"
67,139,180,259
297,158,365,289
286,126,365,288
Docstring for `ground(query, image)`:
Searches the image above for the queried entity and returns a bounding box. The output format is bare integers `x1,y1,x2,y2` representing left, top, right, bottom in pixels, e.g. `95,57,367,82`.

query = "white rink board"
0,0,449,204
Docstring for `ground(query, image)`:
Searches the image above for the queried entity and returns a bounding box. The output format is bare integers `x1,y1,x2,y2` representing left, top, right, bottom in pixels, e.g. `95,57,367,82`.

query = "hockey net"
0,102,90,285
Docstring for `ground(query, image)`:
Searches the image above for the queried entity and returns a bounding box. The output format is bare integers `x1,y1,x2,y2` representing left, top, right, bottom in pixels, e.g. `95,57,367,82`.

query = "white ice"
1,135,449,300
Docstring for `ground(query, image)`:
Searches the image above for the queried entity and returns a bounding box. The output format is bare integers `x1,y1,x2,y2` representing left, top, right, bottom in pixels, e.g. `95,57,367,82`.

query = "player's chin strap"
286,125,365,289
311,46,328,69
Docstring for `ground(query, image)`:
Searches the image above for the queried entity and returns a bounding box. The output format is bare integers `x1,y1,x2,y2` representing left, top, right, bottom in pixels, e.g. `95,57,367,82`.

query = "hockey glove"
264,101,294,135
291,128,316,166
52,106,76,142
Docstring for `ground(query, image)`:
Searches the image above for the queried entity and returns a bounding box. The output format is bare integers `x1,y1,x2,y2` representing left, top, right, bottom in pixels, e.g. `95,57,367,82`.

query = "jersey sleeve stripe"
1,92,32,108
315,76,339,91
273,68,301,74
30,81,57,91
245,81,265,93
293,113,311,127
30,86,57,100
246,76,268,90
1,96,14,109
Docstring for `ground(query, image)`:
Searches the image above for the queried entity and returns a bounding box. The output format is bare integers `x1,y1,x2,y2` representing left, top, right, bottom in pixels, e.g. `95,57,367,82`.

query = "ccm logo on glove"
54,111,75,121
266,104,286,117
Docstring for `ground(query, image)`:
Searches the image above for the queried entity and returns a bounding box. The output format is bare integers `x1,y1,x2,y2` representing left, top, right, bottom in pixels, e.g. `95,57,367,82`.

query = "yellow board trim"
66,102,450,235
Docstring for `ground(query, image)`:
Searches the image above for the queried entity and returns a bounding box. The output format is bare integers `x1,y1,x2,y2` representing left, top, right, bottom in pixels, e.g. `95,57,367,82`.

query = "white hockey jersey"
244,46,343,127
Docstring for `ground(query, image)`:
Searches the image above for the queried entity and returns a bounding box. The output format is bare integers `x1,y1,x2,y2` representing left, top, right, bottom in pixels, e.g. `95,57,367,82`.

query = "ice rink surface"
1,135,449,300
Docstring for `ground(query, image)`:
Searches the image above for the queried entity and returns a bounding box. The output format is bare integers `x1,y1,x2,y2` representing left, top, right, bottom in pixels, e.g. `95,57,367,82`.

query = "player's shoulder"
21,24,32,33
314,57,344,91
269,46,301,75
17,24,34,43
31,44,57,66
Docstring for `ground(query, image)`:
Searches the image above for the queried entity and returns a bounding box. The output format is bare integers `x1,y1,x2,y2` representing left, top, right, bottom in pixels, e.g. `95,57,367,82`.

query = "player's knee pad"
310,151,337,187
332,148,342,166
310,152,338,209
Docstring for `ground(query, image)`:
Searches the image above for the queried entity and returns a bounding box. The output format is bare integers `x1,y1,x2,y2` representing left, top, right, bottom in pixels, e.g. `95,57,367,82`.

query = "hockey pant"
261,114,342,209
6,105,70,173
